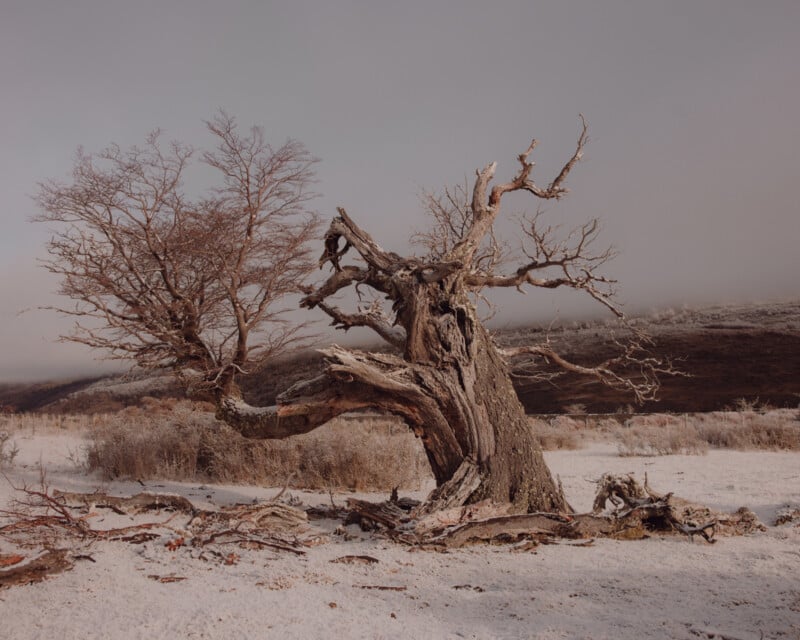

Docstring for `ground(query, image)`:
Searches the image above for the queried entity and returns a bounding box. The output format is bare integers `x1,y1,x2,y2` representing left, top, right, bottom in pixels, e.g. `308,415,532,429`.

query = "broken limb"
343,473,763,548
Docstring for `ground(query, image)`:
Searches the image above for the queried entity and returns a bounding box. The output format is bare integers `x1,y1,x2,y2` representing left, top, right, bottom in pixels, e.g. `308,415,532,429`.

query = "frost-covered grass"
81,401,430,490
532,409,800,457
3,404,798,486
608,409,800,456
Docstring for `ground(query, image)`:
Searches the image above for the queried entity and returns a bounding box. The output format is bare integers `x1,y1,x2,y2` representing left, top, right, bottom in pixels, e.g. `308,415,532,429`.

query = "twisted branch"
500,339,680,404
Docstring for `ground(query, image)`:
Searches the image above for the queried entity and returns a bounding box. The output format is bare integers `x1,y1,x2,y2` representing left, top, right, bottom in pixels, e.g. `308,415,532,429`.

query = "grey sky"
2,1,799,382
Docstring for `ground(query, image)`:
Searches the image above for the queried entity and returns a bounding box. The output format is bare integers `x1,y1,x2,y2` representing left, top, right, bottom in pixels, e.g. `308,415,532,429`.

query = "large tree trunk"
217,127,659,516
218,284,568,515
420,326,568,514
398,279,568,513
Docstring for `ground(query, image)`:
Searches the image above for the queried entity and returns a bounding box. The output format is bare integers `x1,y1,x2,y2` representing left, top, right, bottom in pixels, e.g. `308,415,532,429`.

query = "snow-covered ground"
1,430,799,640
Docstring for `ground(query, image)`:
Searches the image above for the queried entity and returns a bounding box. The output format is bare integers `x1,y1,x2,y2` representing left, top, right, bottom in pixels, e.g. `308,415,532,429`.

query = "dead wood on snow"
344,473,764,548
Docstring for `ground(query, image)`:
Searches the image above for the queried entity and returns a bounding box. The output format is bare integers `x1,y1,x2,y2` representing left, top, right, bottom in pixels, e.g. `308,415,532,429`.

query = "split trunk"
220,282,568,515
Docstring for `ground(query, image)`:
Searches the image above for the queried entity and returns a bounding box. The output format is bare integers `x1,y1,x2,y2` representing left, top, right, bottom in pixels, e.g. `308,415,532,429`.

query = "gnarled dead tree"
36,112,319,395
219,120,673,515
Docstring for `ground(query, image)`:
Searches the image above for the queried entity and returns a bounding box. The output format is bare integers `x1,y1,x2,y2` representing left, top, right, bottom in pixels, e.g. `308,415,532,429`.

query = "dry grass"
83,401,431,491
529,416,583,451
614,414,709,457
84,403,213,481
194,415,431,490
0,412,101,433
0,430,19,467
610,409,800,456
693,409,800,450
6,401,798,483
524,408,800,457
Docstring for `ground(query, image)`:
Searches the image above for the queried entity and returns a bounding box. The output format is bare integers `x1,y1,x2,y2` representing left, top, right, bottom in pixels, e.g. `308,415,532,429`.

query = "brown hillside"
245,301,800,414
4,301,798,414
503,301,800,413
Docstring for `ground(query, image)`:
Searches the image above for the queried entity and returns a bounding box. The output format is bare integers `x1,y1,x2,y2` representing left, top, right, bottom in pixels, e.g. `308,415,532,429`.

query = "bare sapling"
36,111,320,398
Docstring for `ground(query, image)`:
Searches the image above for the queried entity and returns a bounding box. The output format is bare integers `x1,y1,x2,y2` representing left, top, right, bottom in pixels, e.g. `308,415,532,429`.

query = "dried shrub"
529,416,582,450
84,405,430,491
200,415,430,490
694,410,800,450
85,404,211,480
615,415,709,457
0,430,19,467
1,412,108,434
612,409,800,456
45,392,125,415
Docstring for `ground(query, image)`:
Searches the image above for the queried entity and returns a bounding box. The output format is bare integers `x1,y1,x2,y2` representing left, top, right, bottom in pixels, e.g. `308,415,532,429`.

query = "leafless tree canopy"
309,118,669,403
218,118,675,514
35,112,319,394
38,112,674,515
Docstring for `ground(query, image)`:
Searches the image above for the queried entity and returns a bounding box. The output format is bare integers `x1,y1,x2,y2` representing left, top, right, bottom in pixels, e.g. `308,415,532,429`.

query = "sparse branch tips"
36,112,320,397
215,118,670,516
41,115,675,519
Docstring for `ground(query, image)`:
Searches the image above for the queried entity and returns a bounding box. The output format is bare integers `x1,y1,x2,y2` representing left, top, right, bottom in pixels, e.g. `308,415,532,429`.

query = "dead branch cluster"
300,118,672,407
0,471,766,589
342,473,763,549
408,117,618,314
501,337,682,404
0,481,310,588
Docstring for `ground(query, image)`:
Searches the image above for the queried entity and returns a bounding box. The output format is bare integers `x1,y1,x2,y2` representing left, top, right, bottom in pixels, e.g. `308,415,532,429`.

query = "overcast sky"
2,1,799,382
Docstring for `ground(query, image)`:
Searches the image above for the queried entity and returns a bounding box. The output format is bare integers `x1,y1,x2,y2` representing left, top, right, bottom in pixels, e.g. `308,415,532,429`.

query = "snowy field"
1,429,799,640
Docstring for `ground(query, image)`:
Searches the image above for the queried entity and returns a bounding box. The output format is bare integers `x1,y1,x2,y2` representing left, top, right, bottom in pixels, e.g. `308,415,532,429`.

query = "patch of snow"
1,433,799,639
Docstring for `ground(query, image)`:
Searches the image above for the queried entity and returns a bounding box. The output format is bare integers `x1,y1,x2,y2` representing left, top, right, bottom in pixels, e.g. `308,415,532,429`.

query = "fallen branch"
0,485,313,588
52,490,197,515
355,584,407,591
342,474,764,548
345,498,412,531
0,549,73,588
193,529,306,555
148,574,187,584
331,555,380,565
775,505,800,526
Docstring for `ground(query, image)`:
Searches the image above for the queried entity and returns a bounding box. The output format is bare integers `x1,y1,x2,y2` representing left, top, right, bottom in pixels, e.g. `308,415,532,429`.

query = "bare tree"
36,112,319,397
218,120,673,515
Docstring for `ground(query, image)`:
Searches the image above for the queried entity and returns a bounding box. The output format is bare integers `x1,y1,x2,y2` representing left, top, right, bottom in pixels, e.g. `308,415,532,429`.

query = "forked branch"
318,208,403,274
448,116,588,265
314,300,406,349
500,339,680,404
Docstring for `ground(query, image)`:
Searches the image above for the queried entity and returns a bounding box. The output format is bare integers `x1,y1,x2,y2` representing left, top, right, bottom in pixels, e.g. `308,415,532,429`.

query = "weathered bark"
344,474,765,548
0,550,74,588
52,490,199,514
218,292,568,514
216,124,668,516
410,308,568,514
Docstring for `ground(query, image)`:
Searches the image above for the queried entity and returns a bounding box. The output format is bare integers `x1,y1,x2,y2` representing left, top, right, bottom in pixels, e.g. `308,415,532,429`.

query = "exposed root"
345,498,412,531
344,473,765,548
52,490,197,515
0,474,768,588
416,460,482,516
592,473,764,540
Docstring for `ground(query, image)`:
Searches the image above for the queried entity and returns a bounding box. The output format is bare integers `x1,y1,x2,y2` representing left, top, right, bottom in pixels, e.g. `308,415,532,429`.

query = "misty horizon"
2,2,799,383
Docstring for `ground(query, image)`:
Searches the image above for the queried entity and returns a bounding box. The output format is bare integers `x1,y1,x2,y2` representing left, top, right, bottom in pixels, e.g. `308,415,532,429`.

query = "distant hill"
506,301,800,413
3,301,798,414
0,378,106,413
0,372,182,414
